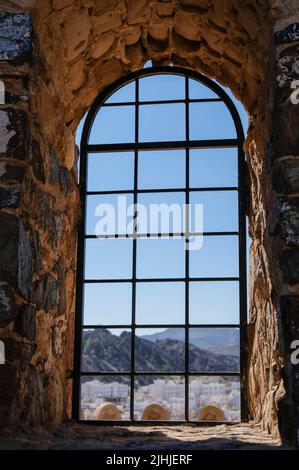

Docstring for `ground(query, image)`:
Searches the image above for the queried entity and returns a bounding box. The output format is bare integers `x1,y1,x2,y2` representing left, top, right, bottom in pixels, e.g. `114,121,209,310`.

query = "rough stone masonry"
0,0,299,448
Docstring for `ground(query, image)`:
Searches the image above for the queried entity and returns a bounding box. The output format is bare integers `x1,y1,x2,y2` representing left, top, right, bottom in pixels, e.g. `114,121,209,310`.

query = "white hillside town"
81,376,240,422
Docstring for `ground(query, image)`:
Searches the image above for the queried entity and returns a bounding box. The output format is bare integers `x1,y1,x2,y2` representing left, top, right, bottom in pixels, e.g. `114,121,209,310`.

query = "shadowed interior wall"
0,0,299,446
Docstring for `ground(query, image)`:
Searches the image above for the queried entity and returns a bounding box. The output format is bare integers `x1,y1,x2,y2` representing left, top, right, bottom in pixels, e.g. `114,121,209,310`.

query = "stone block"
0,284,15,326
272,104,299,157
90,36,115,59
293,383,299,401
171,30,200,53
156,3,175,17
280,295,299,343
174,10,201,42
0,164,25,184
49,148,59,185
0,363,19,427
31,139,45,184
14,304,36,341
0,213,33,297
54,259,66,316
277,196,299,246
92,11,122,36
282,249,299,284
0,108,29,160
31,229,42,273
238,6,259,41
180,0,210,9
0,12,32,63
52,325,63,357
0,187,20,209
3,91,29,105
32,190,56,231
32,274,60,312
272,158,299,193
275,23,299,45
52,0,73,9
59,167,71,194
64,10,90,61
276,45,299,100
93,0,117,14
126,0,150,25
18,221,33,299
0,212,19,285
4,337,35,363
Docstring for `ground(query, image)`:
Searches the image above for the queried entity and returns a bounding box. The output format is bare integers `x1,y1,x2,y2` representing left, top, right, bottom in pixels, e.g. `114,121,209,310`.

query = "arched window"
73,67,247,424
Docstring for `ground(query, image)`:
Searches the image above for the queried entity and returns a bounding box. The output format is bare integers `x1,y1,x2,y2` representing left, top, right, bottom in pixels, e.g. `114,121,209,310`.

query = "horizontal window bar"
84,232,239,239
86,139,239,153
80,371,240,377
101,97,222,107
79,420,240,426
82,324,240,329
85,187,240,196
84,277,240,283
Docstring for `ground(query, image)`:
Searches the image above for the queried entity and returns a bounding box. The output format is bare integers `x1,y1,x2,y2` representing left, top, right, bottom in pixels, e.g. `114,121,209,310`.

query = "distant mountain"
142,328,239,357
82,329,239,383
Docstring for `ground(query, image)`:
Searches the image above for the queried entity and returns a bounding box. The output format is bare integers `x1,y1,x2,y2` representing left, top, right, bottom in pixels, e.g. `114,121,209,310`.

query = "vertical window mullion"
238,144,248,421
130,78,139,421
185,77,190,422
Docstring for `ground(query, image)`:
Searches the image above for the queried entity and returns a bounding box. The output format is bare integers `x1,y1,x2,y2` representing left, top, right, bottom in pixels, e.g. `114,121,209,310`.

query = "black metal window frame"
72,66,248,425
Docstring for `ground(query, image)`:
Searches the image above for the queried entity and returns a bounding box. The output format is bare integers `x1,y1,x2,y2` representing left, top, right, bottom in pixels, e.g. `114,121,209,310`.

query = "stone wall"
0,0,298,446
0,8,78,426
270,5,299,445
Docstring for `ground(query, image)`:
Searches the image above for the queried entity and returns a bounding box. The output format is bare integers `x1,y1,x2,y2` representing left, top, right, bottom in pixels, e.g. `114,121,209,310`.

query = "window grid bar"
87,139,238,153
102,97,222,107
74,66,247,425
80,371,241,377
83,277,240,283
84,232,240,239
86,187,240,195
82,324,241,329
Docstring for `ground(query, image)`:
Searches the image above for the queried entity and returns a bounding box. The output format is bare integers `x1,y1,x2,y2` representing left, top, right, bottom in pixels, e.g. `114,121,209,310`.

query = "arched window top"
82,67,245,148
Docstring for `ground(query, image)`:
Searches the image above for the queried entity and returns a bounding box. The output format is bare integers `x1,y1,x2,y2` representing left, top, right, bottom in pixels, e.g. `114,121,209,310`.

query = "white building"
149,379,185,400
82,380,129,401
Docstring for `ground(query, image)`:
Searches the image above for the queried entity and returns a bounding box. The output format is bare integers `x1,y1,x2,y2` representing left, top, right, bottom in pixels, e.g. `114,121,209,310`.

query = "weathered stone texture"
0,12,32,62
31,139,45,183
275,23,299,44
272,6,299,444
14,304,36,341
0,364,19,427
0,186,20,209
0,108,29,160
0,163,25,183
0,212,20,286
281,295,299,343
273,159,299,194
17,221,33,299
277,197,299,247
279,294,299,440
32,274,59,312
0,284,15,326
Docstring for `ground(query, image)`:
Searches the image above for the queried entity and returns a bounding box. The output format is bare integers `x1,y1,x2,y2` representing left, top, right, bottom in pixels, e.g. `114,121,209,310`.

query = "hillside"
142,327,239,356
82,329,239,382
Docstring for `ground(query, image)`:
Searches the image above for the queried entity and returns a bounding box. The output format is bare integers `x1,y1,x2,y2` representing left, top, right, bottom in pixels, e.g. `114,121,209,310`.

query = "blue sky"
77,64,248,335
